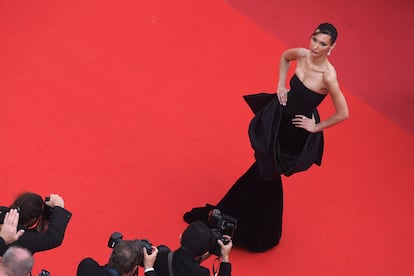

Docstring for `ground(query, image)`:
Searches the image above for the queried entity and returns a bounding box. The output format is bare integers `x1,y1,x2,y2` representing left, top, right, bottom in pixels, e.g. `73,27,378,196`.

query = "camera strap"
212,257,221,276
168,252,174,276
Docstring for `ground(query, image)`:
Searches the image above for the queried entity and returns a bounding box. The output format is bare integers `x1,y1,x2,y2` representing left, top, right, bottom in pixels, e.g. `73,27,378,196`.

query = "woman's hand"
292,114,317,133
277,87,289,106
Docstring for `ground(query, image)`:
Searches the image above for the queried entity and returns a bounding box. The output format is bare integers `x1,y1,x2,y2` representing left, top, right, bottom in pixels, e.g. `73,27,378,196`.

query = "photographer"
154,221,233,276
0,209,25,255
77,239,159,276
1,192,72,255
0,246,34,276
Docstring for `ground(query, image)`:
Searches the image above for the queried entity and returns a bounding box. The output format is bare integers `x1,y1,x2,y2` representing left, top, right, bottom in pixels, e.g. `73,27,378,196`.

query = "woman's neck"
307,53,328,73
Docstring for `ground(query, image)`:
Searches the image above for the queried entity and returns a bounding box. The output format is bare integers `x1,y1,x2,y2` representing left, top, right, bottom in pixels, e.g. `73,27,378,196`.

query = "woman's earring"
327,50,331,56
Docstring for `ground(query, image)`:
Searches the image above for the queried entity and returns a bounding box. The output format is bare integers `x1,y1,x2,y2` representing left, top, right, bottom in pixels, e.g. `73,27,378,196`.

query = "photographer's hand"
218,235,232,263
45,194,65,208
143,246,158,271
0,209,25,244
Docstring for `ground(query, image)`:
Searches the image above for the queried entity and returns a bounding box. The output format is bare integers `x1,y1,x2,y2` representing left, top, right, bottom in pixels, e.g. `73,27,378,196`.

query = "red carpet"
0,1,413,275
228,0,414,134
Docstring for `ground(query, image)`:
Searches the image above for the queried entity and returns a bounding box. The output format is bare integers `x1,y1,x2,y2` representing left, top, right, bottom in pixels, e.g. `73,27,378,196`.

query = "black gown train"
184,74,327,252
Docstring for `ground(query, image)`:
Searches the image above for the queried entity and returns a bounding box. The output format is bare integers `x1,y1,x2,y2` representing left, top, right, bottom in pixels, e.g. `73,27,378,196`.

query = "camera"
36,197,53,233
207,209,237,256
107,232,155,267
42,196,53,221
107,231,153,256
0,206,10,224
0,206,20,224
209,229,231,256
208,209,237,237
38,269,50,276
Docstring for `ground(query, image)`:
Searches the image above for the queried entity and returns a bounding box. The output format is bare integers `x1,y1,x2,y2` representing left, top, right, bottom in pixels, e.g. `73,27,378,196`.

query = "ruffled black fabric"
244,93,324,179
216,163,283,252
183,75,328,252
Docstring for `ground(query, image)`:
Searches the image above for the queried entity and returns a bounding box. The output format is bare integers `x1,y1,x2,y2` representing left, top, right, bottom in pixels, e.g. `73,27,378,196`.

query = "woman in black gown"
184,23,349,252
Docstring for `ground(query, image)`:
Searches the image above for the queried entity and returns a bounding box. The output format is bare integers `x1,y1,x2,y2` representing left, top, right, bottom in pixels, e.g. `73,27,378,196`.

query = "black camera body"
208,209,237,256
42,196,53,221
210,229,231,256
138,239,153,256
0,206,20,224
38,269,50,276
107,232,123,249
0,206,10,224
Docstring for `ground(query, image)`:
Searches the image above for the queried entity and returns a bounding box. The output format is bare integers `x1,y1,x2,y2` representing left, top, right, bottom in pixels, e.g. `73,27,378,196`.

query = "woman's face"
309,33,334,57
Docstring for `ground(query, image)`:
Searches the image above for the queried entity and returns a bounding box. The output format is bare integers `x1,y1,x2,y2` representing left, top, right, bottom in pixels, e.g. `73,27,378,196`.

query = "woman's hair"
10,192,44,227
312,22,338,44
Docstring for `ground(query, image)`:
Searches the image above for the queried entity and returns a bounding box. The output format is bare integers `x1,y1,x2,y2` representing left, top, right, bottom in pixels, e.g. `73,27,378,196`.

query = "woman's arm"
292,69,349,133
277,48,306,87
313,71,349,132
277,48,307,105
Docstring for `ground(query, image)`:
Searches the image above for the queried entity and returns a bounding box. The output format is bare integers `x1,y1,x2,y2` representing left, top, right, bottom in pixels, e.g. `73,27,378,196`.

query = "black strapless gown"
184,75,327,252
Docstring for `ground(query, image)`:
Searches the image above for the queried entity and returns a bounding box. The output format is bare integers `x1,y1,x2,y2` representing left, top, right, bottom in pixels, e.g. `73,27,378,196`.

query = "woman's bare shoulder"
283,47,308,60
323,63,338,82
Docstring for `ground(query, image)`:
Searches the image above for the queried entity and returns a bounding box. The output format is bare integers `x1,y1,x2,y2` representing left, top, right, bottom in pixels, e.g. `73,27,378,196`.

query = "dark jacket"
0,206,72,255
77,258,157,276
154,248,231,276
